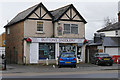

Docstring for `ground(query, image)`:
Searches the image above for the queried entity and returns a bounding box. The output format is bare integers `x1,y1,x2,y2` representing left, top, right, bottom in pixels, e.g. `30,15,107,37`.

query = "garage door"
105,47,118,56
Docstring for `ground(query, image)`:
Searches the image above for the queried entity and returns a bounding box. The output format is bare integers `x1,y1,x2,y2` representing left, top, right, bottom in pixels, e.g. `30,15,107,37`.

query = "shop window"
39,43,55,60
77,47,82,60
59,44,76,55
37,21,43,32
63,24,78,34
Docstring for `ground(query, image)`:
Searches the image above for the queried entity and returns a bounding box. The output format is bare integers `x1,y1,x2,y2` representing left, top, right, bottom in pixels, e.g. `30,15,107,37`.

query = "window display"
77,47,82,60
59,44,76,55
39,43,55,59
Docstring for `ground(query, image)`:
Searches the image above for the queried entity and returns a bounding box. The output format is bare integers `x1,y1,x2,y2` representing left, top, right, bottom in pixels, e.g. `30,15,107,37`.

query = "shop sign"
31,38,84,43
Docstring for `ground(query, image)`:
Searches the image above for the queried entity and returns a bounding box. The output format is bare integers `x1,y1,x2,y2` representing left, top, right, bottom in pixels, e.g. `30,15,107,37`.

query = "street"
2,70,118,78
1,63,120,79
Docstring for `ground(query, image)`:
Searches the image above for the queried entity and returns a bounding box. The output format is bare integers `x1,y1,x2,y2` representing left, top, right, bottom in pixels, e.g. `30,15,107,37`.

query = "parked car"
58,52,76,68
91,53,113,66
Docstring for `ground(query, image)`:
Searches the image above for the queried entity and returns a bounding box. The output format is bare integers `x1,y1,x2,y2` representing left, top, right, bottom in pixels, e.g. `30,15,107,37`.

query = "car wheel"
58,64,61,68
58,63,61,68
73,65,76,68
109,63,113,66
58,65,61,68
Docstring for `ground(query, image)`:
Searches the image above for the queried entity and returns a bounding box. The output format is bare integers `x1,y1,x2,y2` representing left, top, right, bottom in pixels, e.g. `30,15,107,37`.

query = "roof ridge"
18,3,39,16
50,4,72,12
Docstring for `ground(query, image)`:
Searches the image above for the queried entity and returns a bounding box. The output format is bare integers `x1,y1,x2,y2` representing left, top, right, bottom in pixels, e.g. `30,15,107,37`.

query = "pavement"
1,63,119,74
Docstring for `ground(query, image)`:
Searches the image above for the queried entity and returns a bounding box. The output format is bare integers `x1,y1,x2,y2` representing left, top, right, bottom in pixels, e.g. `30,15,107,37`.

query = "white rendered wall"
105,47,118,56
101,30,120,37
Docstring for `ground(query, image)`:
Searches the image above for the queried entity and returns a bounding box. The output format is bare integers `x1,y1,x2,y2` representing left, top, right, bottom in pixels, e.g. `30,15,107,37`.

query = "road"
2,69,118,78
1,63,120,79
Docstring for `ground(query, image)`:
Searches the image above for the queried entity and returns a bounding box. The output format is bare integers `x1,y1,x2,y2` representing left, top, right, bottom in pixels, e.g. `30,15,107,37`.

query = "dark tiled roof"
50,4,71,21
4,3,87,27
97,22,120,32
5,4,39,27
103,37,120,47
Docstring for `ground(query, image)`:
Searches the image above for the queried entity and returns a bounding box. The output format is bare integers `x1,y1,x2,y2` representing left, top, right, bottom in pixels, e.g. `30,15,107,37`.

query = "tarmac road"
1,63,120,79
2,69,118,78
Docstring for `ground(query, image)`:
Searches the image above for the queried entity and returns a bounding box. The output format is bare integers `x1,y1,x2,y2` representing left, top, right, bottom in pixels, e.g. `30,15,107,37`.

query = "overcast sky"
0,0,119,40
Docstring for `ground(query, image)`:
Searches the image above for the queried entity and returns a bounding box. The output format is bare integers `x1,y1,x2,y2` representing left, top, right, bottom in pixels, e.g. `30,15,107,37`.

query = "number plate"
104,58,110,60
65,62,71,63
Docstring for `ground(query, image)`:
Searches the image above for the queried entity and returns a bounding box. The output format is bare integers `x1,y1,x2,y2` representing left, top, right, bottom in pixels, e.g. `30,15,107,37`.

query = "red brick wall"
5,21,24,64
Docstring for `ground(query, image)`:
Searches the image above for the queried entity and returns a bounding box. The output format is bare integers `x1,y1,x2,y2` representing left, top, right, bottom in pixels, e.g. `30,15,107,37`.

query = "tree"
103,17,117,27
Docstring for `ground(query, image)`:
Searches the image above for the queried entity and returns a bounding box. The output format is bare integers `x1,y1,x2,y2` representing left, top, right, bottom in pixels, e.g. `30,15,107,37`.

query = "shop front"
25,38,85,64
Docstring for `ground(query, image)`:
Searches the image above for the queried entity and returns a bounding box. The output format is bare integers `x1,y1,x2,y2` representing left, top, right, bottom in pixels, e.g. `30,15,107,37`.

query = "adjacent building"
86,10,120,63
4,3,87,64
96,23,120,56
0,32,5,56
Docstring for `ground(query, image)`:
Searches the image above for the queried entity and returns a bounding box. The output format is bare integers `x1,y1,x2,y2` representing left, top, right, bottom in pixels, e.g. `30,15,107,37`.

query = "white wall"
118,30,120,36
105,47,119,56
30,43,39,63
103,31,116,36
101,30,120,37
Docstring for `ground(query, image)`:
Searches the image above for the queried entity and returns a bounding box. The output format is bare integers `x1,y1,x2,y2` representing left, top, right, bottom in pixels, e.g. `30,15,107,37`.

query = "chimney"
118,11,120,22
94,33,105,43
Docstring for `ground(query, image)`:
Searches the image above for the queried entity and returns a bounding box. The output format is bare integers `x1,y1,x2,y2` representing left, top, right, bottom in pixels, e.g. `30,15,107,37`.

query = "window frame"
37,21,44,33
63,23,78,34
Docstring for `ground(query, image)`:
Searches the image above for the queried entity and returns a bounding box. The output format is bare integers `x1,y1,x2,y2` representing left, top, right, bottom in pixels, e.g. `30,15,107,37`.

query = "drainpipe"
22,38,24,65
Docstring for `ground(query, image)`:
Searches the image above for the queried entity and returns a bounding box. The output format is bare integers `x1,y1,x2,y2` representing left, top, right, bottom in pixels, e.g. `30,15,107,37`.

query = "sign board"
31,38,84,43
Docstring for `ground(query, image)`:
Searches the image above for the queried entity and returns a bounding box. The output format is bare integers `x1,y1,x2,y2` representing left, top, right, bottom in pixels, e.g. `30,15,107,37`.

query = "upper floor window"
116,30,118,35
63,24,78,34
71,24,78,34
7,28,10,34
37,21,43,32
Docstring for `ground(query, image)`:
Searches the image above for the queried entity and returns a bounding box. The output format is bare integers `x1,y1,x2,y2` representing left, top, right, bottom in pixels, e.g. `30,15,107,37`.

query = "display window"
59,43,76,55
77,47,82,60
39,43,55,59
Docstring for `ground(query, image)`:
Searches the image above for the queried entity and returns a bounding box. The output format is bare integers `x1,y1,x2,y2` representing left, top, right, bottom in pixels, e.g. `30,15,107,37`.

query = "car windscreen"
61,53,75,58
99,54,109,57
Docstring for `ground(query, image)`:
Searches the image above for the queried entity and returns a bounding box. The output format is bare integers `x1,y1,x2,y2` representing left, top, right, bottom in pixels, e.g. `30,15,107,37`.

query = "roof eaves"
72,5,87,24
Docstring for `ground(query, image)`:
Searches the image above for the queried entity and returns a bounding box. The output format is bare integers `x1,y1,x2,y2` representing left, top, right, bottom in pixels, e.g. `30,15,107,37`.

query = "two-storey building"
4,3,87,64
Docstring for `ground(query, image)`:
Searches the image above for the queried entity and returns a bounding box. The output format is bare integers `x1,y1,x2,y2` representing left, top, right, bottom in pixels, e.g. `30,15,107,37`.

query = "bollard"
46,58,49,65
56,58,58,65
77,58,79,64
